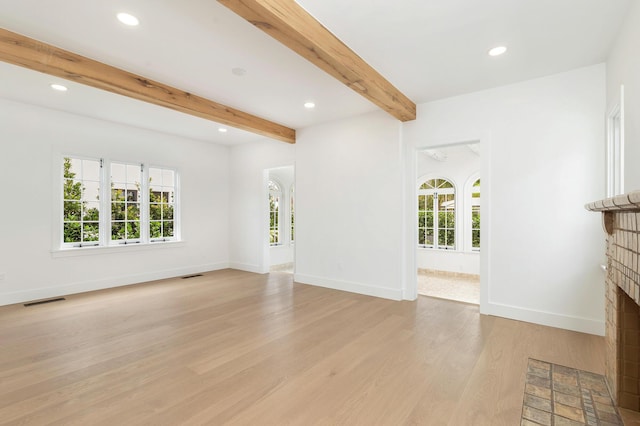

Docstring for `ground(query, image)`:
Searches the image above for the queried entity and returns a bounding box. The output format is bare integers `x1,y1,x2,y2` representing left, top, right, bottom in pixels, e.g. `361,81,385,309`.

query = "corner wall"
405,64,607,334
294,111,406,300
228,140,295,273
0,99,230,306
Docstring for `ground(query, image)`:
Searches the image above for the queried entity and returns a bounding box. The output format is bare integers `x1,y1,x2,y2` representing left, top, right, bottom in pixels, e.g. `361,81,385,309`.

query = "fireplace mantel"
586,191,640,213
587,191,640,411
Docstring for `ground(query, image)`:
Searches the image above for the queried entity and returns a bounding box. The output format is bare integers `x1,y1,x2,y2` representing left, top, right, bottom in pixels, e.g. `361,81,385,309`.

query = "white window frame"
269,180,282,246
417,177,456,250
607,85,625,197
109,160,143,245
469,177,480,252
60,156,104,249
148,166,179,243
58,155,180,251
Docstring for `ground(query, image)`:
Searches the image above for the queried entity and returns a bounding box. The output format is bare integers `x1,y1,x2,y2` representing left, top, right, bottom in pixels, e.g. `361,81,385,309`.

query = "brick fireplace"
587,191,640,412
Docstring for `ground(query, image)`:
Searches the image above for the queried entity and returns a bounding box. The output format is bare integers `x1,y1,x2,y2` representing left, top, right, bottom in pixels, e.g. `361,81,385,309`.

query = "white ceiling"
0,0,631,145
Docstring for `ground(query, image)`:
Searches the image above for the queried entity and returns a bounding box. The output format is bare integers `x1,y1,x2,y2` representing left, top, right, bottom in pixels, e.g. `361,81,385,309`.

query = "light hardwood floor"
0,269,618,425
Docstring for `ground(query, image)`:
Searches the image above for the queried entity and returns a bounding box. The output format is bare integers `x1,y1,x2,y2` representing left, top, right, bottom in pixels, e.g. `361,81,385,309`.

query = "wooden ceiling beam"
0,28,296,144
217,0,417,122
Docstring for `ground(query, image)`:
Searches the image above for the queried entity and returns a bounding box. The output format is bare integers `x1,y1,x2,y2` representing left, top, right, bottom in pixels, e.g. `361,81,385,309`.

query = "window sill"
417,247,480,254
51,240,185,258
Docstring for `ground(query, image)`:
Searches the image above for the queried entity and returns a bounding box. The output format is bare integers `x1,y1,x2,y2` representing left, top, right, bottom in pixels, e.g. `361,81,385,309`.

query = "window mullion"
100,158,110,246
140,164,149,243
434,192,439,249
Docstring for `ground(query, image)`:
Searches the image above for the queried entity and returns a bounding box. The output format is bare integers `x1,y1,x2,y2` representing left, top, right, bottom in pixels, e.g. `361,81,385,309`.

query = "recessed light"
218,128,228,133
304,102,316,109
50,84,68,92
488,46,507,57
117,12,139,26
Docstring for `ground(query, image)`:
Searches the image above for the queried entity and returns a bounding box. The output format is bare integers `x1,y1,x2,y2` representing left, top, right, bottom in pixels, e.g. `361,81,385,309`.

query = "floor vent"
181,274,203,279
24,297,66,307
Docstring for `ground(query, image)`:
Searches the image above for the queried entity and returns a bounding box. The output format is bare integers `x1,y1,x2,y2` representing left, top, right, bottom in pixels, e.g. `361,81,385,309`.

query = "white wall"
294,111,406,300
0,99,230,306
417,145,480,274
607,0,640,191
229,140,295,273
405,64,607,335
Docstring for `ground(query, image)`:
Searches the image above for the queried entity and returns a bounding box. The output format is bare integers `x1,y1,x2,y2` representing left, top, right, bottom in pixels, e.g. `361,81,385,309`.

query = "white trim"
417,175,457,250
229,262,267,274
606,84,625,197
411,135,490,315
294,273,403,301
402,123,417,301
0,262,229,307
51,240,186,258
484,301,605,336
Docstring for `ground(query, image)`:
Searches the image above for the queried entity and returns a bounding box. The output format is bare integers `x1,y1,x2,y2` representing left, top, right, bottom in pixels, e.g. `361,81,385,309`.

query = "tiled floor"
521,359,623,426
270,262,294,273
417,269,480,304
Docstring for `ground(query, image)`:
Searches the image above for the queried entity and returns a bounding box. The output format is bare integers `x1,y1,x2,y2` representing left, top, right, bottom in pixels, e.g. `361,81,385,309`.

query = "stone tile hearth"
521,359,622,426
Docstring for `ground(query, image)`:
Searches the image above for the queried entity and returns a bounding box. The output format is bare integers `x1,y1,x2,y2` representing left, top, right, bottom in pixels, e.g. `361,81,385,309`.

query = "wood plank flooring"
0,269,610,425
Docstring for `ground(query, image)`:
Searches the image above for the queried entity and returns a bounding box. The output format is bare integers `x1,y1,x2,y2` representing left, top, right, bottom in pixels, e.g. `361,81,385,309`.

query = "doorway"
267,166,295,274
416,143,480,304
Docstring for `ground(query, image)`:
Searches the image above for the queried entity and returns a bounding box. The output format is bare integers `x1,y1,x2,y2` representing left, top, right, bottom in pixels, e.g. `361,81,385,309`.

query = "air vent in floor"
181,274,203,279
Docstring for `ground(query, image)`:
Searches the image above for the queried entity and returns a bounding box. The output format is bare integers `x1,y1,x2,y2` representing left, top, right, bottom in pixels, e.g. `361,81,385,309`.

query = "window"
63,157,101,246
471,179,480,250
110,162,141,243
269,180,281,246
418,178,455,250
290,184,295,244
61,156,178,248
149,167,176,241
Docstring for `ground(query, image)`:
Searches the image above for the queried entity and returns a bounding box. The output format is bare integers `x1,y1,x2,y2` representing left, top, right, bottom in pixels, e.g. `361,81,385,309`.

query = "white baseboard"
0,262,229,307
294,273,403,301
229,262,267,274
484,301,605,336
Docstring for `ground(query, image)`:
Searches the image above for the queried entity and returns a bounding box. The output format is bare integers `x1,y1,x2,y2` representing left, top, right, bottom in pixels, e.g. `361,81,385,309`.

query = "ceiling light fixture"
218,128,228,133
488,46,507,57
423,149,447,162
50,84,68,92
304,102,316,109
117,12,139,26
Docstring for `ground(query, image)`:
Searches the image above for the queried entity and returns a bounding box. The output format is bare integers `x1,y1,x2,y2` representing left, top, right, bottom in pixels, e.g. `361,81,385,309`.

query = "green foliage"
110,183,142,241
417,178,480,250
269,194,280,245
149,184,174,239
63,158,99,243
472,210,480,248
417,189,454,248
63,161,177,244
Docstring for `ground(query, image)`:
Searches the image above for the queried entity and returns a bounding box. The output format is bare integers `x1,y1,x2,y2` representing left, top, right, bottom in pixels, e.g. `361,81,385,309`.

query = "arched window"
471,178,480,250
418,178,455,249
268,180,281,246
